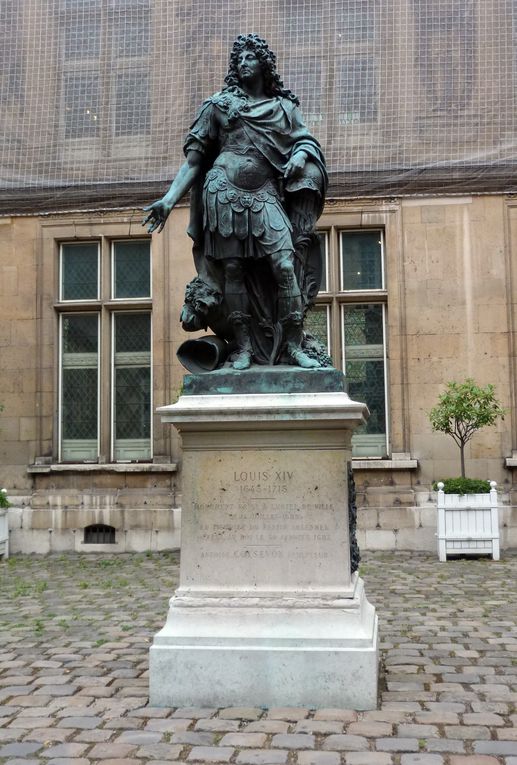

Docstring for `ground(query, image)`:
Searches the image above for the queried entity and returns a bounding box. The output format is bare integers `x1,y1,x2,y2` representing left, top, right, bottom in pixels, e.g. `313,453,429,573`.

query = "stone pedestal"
150,369,378,709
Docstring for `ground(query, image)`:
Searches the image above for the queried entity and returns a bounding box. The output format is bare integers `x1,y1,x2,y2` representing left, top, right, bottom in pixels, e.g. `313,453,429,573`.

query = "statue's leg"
223,259,253,370
270,251,320,369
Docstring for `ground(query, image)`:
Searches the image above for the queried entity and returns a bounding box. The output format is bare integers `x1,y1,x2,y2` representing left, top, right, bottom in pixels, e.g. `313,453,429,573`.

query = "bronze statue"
144,34,327,371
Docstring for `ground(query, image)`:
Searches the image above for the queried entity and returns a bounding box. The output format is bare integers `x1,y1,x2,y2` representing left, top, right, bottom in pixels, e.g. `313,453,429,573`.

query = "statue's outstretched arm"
143,150,203,234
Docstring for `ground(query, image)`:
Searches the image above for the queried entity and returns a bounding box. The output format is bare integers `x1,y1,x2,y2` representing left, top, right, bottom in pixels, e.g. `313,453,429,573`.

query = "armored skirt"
202,167,294,261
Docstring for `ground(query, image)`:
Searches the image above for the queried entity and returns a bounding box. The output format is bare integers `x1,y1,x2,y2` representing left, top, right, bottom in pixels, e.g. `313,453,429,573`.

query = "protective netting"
1,0,517,213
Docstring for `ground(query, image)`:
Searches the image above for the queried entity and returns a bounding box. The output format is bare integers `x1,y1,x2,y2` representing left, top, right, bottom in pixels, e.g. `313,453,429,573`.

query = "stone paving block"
449,757,502,764
235,751,288,765
444,726,491,740
114,729,162,744
415,712,460,725
22,728,70,743
496,727,517,740
103,716,144,729
245,720,290,734
219,707,263,720
145,717,192,732
45,759,90,765
56,715,102,729
296,752,341,765
0,743,42,757
473,741,517,755
313,709,358,722
322,735,368,751
88,760,141,765
375,737,420,752
294,720,344,734
40,743,89,758
347,721,393,736
72,729,113,743
187,745,234,762
219,732,268,747
127,706,171,718
8,717,55,729
425,739,465,753
135,743,183,759
171,730,216,745
400,756,444,764
172,707,217,718
397,724,439,737
345,755,392,765
3,759,41,765
271,733,315,749
194,717,241,732
267,708,311,721
88,742,138,758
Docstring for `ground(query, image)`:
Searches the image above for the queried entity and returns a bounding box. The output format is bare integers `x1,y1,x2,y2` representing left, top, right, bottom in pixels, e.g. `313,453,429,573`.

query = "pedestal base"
150,577,378,709
152,376,378,709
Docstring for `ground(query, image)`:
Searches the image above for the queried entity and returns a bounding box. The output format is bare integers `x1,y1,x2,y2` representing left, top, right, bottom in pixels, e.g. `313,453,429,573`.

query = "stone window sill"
27,463,177,474
351,457,418,470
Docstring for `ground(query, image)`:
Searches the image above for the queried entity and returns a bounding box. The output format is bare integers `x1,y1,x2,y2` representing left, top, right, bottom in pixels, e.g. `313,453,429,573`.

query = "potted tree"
429,379,506,561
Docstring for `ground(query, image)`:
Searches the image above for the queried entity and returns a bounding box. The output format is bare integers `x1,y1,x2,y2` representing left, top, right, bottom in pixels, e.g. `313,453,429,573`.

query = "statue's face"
237,48,262,85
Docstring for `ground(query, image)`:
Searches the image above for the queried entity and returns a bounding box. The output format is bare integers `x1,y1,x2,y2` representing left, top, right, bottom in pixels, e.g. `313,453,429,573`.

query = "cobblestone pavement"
0,550,516,765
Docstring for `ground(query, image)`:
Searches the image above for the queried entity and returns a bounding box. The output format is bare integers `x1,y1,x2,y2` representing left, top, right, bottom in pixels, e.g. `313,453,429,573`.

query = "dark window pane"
343,304,385,438
341,231,383,290
61,242,98,300
114,71,150,136
338,57,378,124
346,359,386,435
62,313,98,353
62,367,98,439
282,58,323,120
112,3,150,57
115,366,151,439
305,305,329,351
343,303,383,346
115,312,151,353
64,73,100,138
335,0,378,42
114,240,150,298
63,11,101,60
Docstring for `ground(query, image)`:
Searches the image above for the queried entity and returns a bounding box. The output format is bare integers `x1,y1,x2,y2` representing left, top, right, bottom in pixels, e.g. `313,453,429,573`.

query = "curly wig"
224,34,299,105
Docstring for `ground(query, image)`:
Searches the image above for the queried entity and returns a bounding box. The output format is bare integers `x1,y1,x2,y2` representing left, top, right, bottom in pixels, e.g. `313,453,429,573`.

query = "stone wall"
1,197,517,552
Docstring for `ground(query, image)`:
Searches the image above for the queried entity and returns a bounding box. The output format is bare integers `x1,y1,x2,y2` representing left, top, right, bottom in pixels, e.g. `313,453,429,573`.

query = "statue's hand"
284,151,307,180
142,199,173,234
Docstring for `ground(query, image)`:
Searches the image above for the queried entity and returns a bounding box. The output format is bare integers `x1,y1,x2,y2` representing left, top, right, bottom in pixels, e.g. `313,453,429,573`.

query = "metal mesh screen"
2,0,517,213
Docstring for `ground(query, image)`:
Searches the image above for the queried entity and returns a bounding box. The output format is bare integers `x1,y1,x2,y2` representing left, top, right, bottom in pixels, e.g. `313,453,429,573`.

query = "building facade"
1,0,517,551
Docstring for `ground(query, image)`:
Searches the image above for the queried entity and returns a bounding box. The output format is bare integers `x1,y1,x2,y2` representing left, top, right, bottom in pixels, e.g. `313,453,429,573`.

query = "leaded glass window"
60,313,99,461
343,303,387,457
61,242,99,300
338,57,378,125
305,305,330,352
113,240,151,298
63,72,100,138
113,312,151,460
341,230,383,291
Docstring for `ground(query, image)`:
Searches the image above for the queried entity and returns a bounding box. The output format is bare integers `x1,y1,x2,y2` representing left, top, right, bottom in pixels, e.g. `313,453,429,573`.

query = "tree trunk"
460,442,466,478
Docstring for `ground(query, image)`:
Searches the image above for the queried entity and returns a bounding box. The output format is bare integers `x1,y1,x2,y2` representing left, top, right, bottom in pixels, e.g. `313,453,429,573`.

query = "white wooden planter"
0,508,9,559
437,481,500,561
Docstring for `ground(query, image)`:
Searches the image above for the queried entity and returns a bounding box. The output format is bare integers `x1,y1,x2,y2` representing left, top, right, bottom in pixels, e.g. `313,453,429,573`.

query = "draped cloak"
179,87,328,365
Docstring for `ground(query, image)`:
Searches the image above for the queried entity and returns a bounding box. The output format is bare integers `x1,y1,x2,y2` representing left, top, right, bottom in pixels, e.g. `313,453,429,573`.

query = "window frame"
110,309,153,462
59,240,101,302
309,225,389,458
56,235,153,463
58,310,101,463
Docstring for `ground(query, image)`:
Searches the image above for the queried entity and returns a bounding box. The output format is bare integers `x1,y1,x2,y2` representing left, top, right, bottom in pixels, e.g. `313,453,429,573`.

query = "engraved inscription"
193,465,336,561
